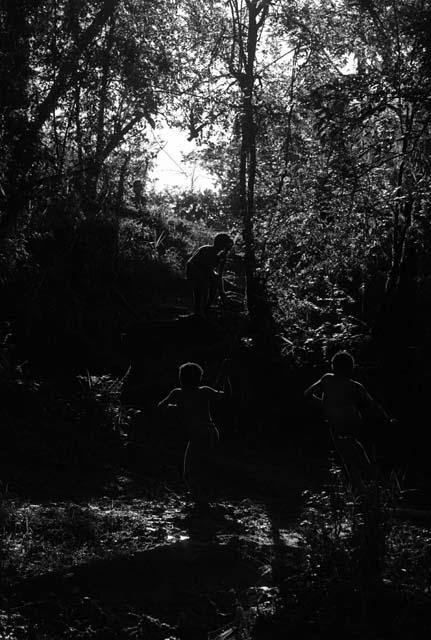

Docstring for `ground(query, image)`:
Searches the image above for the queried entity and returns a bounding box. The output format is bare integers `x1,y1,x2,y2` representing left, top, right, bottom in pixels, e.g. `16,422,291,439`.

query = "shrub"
75,370,132,439
261,466,431,637
299,466,391,592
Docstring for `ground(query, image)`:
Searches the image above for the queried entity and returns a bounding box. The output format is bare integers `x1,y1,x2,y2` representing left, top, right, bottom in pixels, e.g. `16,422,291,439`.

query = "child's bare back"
161,385,223,438
187,245,219,277
319,372,373,435
304,351,390,435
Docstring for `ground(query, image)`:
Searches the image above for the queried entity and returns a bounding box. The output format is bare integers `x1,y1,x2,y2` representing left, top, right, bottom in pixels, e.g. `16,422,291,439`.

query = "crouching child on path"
186,233,234,318
158,361,232,506
304,351,396,490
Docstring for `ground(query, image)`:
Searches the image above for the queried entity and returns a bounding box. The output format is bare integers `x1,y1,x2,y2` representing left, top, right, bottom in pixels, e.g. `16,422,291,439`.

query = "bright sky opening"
149,127,219,192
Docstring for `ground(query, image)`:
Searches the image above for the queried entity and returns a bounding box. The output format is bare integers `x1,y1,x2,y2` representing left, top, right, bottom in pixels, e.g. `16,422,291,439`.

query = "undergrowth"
254,465,431,639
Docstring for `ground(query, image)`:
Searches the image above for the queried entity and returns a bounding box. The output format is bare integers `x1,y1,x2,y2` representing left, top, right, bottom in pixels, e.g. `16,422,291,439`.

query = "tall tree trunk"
385,196,414,304
384,151,414,304
241,88,260,325
86,15,116,209
116,153,131,210
377,156,415,341
0,0,33,241
234,0,273,337
74,83,84,193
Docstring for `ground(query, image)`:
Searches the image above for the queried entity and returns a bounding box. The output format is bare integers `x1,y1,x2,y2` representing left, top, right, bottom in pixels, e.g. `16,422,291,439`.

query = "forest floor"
2,266,431,639
0,437,319,640
0,259,319,639
2,435,431,640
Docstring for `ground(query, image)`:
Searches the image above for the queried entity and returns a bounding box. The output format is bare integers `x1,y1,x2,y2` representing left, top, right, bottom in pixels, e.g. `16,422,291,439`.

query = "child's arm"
215,371,232,399
304,378,323,408
204,385,231,403
223,374,232,399
218,358,232,397
356,383,395,423
215,251,228,300
158,388,180,408
203,363,232,400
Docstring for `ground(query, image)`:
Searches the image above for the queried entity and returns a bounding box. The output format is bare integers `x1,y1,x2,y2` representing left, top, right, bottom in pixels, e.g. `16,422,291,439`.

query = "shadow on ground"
7,500,297,640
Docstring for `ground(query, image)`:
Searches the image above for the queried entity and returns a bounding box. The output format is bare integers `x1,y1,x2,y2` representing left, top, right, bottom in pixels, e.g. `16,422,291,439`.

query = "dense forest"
1,1,431,639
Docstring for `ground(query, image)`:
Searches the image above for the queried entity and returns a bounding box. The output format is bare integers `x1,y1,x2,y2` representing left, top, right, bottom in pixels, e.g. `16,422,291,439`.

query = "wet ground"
3,291,429,638
2,441,431,639
1,444,311,640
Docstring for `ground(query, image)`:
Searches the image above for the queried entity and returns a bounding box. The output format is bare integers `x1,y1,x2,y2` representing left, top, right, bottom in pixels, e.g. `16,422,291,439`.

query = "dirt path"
4,480,304,640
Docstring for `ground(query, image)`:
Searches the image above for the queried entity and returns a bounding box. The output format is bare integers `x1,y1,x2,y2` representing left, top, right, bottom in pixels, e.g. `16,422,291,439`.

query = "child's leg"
201,281,211,316
188,270,206,316
336,436,372,490
206,273,220,309
192,282,203,315
183,440,209,505
184,428,219,505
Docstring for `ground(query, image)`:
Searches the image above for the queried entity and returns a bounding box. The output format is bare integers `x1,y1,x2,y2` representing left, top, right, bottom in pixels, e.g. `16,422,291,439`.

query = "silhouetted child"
186,233,234,317
304,351,395,488
158,361,231,505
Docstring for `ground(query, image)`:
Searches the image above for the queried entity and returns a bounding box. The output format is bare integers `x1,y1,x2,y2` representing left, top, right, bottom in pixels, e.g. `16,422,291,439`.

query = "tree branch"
31,0,120,133
102,112,149,160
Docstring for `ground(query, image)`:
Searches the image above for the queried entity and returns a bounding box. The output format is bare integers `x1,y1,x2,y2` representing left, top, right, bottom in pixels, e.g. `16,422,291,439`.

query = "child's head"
213,232,233,251
179,362,203,389
331,351,354,377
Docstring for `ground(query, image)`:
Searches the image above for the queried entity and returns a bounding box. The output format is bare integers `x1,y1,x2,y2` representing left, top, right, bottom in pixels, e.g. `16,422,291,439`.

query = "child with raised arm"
158,361,231,505
304,351,394,488
186,232,234,317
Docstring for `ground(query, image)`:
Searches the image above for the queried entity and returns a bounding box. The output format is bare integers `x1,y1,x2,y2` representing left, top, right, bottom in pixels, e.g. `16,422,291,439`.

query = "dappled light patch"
221,500,274,548
2,491,294,639
2,464,431,638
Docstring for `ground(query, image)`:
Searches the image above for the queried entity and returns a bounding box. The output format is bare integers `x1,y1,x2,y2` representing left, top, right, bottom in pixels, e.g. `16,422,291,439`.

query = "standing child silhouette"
158,361,231,505
305,351,395,488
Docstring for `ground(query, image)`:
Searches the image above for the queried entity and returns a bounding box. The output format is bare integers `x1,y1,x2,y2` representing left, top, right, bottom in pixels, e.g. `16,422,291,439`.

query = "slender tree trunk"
378,157,415,341
385,198,414,298
230,0,259,330
384,150,413,303
86,14,116,211
236,1,273,336
75,83,84,193
241,89,260,324
116,153,131,210
0,0,33,241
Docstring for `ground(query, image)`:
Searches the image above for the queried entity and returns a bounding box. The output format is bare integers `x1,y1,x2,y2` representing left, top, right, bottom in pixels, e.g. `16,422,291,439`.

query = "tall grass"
257,464,431,637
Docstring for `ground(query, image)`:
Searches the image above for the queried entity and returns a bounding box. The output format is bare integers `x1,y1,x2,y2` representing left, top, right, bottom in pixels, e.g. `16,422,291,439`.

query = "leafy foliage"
76,370,131,437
